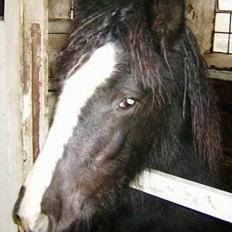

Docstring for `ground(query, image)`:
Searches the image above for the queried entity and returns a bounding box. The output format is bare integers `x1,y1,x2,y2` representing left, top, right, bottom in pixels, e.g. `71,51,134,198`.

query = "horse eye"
118,97,137,110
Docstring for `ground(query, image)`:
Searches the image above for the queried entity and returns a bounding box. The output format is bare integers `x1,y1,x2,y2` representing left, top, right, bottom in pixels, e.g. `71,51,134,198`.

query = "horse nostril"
12,211,32,232
13,201,22,225
12,210,21,224
13,186,35,232
13,186,26,224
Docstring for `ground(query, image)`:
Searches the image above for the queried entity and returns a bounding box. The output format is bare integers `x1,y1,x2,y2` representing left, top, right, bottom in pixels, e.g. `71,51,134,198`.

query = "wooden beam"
131,170,232,223
209,69,232,81
205,53,232,70
22,0,49,170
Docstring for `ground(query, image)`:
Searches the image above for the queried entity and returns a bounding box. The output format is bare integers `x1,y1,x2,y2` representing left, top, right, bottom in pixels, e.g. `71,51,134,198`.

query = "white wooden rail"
131,170,232,223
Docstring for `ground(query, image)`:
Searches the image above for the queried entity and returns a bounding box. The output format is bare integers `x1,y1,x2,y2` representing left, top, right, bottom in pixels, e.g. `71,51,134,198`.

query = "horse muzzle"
13,209,33,232
13,211,49,232
13,186,49,232
12,186,30,231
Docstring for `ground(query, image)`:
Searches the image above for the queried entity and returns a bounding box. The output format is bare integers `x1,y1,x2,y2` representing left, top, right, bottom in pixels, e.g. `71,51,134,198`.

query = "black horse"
13,0,232,231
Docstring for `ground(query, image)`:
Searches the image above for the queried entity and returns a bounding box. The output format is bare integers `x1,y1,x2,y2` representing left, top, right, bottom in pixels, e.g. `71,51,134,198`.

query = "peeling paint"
21,0,49,177
22,94,32,122
31,23,42,161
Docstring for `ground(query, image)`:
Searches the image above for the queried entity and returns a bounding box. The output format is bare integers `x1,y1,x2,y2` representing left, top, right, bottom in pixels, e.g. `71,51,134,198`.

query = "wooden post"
22,0,48,172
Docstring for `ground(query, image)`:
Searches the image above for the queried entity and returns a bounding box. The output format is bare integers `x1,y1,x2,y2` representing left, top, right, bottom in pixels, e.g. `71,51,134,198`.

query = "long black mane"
54,0,222,172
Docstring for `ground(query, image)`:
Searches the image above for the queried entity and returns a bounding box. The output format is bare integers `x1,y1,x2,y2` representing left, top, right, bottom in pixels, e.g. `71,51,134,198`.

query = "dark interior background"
0,0,4,17
210,79,232,187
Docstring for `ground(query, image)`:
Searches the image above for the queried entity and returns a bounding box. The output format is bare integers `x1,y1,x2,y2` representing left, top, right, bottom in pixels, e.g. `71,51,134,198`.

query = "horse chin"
33,214,49,232
18,214,49,232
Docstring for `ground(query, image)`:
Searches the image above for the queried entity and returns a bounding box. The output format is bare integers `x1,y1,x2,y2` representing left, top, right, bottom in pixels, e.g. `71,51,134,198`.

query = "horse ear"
147,0,185,49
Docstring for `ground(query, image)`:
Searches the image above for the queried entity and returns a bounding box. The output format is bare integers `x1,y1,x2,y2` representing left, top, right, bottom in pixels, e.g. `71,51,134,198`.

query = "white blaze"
18,43,117,230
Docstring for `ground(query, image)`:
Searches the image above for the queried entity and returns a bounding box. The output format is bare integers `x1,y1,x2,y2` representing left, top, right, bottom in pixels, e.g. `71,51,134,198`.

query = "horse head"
13,1,223,231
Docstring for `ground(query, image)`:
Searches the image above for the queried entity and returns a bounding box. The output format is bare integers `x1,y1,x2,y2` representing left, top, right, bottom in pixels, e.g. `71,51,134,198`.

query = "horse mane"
182,29,222,169
52,0,222,170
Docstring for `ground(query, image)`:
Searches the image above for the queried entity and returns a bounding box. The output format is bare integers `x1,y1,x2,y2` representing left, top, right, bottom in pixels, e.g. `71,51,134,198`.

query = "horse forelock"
52,2,132,93
53,0,171,107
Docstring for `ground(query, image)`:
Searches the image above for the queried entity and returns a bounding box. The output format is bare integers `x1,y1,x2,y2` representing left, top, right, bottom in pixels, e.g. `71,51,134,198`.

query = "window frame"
212,0,232,54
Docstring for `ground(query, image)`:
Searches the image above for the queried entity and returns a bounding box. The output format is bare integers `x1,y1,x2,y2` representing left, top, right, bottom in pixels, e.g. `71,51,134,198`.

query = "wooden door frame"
21,0,49,175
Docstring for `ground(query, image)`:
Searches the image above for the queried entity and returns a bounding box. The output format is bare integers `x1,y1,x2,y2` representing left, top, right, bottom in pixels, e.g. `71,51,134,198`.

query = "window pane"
230,37,232,53
213,33,229,53
218,0,232,11
215,13,230,32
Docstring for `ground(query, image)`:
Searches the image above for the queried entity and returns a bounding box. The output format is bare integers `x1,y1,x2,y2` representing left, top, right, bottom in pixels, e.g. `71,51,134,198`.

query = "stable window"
0,0,4,20
213,0,232,53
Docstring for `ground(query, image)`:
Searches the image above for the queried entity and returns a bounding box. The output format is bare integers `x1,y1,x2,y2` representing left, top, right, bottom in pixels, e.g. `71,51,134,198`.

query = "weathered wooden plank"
31,24,43,160
186,0,216,54
48,33,68,49
22,0,49,163
49,20,72,34
205,53,232,69
49,0,73,20
131,170,232,223
48,34,68,70
209,69,232,81
47,32,68,124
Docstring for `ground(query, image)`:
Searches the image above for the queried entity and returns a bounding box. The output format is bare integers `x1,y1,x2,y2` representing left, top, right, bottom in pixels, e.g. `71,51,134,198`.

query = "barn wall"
186,0,216,54
0,1,23,231
186,0,232,69
48,0,72,122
